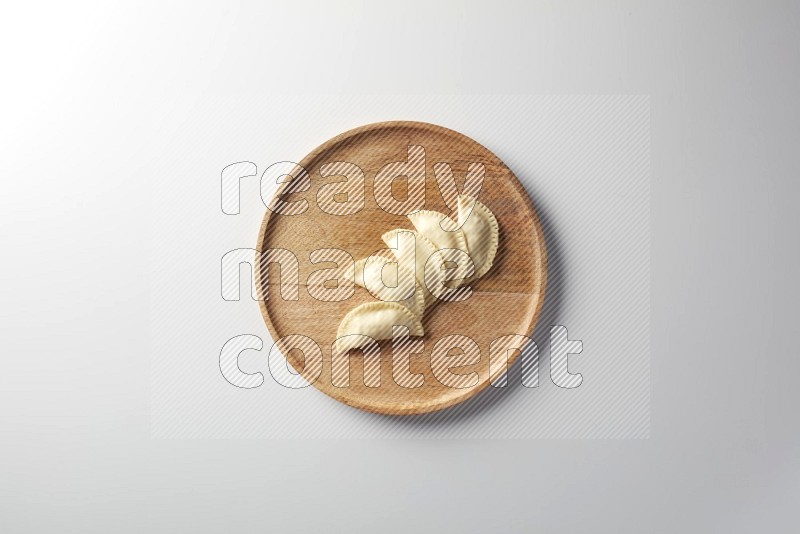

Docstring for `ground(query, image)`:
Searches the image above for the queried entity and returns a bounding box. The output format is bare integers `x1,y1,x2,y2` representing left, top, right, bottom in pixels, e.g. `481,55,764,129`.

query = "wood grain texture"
256,121,547,415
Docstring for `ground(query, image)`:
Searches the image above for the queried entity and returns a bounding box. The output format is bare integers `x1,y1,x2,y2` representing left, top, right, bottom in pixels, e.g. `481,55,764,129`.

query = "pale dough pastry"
381,228,446,305
350,253,426,318
457,195,499,280
336,301,424,352
407,210,472,289
407,210,468,254
337,194,499,351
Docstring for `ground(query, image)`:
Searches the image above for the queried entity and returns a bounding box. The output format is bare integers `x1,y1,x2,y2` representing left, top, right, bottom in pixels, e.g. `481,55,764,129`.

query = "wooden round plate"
256,121,546,415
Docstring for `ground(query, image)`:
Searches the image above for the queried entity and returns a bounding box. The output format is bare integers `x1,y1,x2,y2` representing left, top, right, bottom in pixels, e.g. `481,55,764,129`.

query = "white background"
1,1,799,532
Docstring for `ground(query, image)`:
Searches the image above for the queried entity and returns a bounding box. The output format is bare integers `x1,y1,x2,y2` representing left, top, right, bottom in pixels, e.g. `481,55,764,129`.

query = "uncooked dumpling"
457,195,499,279
337,194,499,348
407,210,472,290
382,228,446,305
350,253,426,318
336,301,424,352
407,210,467,254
